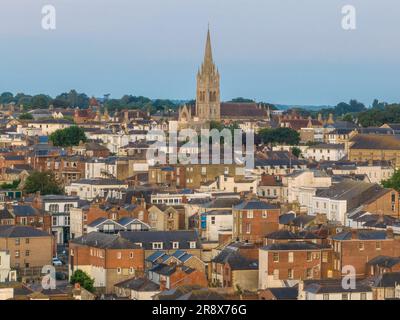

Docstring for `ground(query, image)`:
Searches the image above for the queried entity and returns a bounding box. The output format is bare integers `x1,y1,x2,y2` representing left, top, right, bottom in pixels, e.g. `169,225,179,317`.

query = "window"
322,252,328,263
273,252,279,262
25,238,30,244
189,241,196,249
273,269,279,280
323,294,329,300
342,293,348,300
130,252,134,259
15,238,20,245
117,267,122,274
211,217,216,225
117,252,122,259
247,211,253,219
15,250,20,258
245,223,251,234
307,252,312,262
25,250,30,257
288,252,294,263
358,242,364,251
262,211,267,218
172,242,179,249
288,269,293,279
376,242,381,251
129,267,134,274
306,268,312,279
152,242,163,250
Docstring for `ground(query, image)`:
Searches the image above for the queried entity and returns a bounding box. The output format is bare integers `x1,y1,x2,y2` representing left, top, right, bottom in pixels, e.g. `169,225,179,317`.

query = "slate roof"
0,208,14,220
267,287,298,300
350,134,400,150
330,230,388,241
367,256,400,268
73,179,127,185
149,263,194,276
11,205,38,217
233,200,279,210
155,285,224,300
315,181,382,212
262,241,327,251
303,279,371,294
200,197,241,209
119,230,201,250
0,225,50,238
266,230,320,240
220,102,268,119
114,277,159,292
70,232,141,249
373,272,400,287
212,246,258,270
279,213,295,225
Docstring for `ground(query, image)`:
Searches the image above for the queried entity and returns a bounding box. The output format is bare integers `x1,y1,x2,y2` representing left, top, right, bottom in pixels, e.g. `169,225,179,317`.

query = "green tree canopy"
382,170,400,192
291,146,302,158
49,126,87,147
18,113,34,120
258,127,300,146
23,171,62,195
70,270,95,293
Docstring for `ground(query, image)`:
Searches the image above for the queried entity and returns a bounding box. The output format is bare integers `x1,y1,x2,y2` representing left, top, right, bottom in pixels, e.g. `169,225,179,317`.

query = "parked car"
52,257,63,266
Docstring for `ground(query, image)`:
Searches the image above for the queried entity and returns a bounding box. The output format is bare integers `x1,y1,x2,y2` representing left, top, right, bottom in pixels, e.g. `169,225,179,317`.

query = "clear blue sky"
1,0,400,106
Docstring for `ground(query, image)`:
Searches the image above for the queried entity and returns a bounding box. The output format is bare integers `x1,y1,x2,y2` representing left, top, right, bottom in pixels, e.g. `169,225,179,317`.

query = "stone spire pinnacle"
203,26,214,71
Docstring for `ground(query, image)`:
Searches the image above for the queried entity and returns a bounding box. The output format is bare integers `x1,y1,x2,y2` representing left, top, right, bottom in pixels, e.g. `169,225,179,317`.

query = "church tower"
196,27,220,121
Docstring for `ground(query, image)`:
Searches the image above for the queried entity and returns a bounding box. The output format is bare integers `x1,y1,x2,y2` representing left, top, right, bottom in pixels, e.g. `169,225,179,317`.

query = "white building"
304,143,346,162
65,179,128,201
202,210,233,242
85,158,117,179
282,170,332,212
0,251,11,283
310,180,380,225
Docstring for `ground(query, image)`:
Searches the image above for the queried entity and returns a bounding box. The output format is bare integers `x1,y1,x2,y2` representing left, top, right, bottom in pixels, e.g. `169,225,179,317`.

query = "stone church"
178,28,271,129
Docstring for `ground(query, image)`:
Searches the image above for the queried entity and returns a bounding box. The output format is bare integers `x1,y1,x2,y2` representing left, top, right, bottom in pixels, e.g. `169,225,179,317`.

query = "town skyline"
1,0,400,105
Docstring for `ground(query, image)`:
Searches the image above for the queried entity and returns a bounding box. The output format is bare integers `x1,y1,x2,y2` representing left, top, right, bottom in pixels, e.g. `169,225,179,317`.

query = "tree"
382,170,400,192
291,147,302,158
229,97,255,103
70,270,95,293
31,94,52,109
49,126,87,147
1,180,20,190
18,113,34,120
258,127,300,146
23,171,62,195
342,114,354,123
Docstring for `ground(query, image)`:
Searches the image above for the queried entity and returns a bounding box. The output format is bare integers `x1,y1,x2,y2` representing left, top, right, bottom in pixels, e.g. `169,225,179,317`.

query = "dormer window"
152,242,163,250
189,241,196,249
172,242,179,249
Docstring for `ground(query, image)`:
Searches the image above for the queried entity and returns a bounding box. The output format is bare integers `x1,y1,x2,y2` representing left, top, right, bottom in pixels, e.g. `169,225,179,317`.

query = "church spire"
203,26,214,71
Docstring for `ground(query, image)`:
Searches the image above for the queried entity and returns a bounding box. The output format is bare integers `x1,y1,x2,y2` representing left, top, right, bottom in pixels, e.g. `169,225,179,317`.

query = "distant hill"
275,104,333,111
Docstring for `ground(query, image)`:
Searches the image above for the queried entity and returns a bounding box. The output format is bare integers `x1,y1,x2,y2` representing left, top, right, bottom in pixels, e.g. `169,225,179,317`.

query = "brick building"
232,200,280,244
0,225,54,269
258,242,333,289
330,229,400,278
69,232,145,294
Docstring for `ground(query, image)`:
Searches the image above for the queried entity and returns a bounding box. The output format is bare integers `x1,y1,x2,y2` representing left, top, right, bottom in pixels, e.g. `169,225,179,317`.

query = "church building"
178,28,271,129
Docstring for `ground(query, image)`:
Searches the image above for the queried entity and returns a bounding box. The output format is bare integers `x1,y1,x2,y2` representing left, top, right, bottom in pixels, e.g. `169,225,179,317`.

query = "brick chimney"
387,228,394,239
159,280,167,291
351,229,358,240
